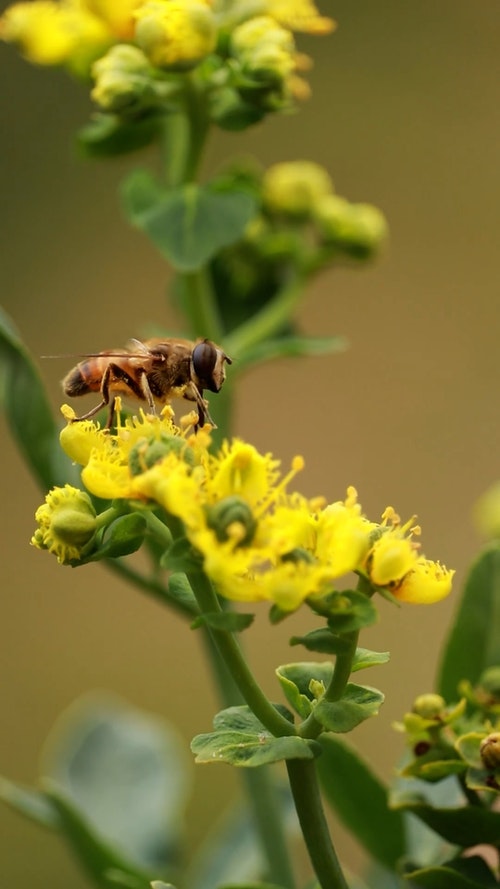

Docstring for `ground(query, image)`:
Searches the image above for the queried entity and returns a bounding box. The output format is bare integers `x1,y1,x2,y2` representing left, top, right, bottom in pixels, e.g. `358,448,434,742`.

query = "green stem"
200,629,296,889
187,568,295,738
181,267,224,344
286,759,348,889
224,273,305,364
299,630,359,740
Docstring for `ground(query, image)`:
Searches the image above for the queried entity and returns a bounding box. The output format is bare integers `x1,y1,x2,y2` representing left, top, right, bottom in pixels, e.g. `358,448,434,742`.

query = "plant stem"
181,267,224,344
286,759,349,889
187,568,295,738
299,630,359,740
200,628,296,889
105,558,197,619
224,273,305,365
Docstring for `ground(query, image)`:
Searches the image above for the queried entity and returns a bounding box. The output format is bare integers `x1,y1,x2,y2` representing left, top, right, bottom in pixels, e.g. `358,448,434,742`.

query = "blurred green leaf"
314,683,384,733
437,545,500,702
167,572,198,612
0,776,59,828
0,305,78,490
289,629,351,655
123,181,257,271
394,798,500,847
401,757,466,782
43,784,152,888
42,694,191,874
404,856,498,888
317,735,405,870
351,648,390,672
192,611,255,632
160,536,201,572
325,590,378,634
235,334,347,370
276,662,334,718
78,113,162,157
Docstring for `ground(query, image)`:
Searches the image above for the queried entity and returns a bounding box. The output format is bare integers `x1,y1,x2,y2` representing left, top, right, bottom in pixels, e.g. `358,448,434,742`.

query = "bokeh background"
1,1,499,884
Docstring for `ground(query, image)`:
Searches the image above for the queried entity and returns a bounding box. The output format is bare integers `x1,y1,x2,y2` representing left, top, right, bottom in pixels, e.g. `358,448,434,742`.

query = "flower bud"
412,693,445,720
31,485,97,564
478,667,500,698
134,0,216,70
230,15,295,89
205,496,257,547
315,195,388,258
129,433,195,476
474,481,500,540
480,732,500,771
91,44,156,112
263,160,333,218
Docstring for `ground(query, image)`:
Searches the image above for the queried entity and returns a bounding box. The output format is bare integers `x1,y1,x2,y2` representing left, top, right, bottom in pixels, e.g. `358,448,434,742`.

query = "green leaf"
351,648,391,672
289,629,352,655
160,536,201,572
167,572,198,612
404,856,498,888
275,662,334,718
123,181,257,271
325,589,378,634
192,611,255,632
0,776,59,828
314,683,385,733
437,545,500,701
0,305,78,490
394,798,500,847
151,883,177,889
191,705,318,767
317,736,405,870
42,693,191,873
191,730,318,767
121,168,164,221
401,758,466,782
87,514,147,561
77,113,162,158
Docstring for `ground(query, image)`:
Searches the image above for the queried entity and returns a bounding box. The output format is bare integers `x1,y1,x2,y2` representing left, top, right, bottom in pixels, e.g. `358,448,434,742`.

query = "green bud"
205,496,257,547
478,667,500,698
263,161,333,219
315,195,388,258
91,45,158,113
129,434,195,477
412,694,445,719
480,732,500,771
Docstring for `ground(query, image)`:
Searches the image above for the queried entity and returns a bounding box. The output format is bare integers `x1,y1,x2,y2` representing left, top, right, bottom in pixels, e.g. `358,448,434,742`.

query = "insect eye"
192,341,217,385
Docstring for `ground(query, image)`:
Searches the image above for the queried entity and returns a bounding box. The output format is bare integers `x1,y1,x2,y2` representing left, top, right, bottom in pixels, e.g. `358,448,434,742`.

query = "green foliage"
403,857,498,888
276,662,334,718
437,545,500,701
86,513,148,562
192,611,255,632
122,171,257,271
314,683,385,733
78,113,163,157
0,305,78,490
317,736,405,870
391,798,500,848
191,705,320,767
1,696,191,887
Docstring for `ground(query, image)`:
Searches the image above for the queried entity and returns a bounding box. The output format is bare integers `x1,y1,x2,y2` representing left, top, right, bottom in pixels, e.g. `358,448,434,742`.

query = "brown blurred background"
1,1,499,884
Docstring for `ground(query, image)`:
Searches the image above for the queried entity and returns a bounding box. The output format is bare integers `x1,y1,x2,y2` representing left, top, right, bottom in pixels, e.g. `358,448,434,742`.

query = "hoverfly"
62,337,232,429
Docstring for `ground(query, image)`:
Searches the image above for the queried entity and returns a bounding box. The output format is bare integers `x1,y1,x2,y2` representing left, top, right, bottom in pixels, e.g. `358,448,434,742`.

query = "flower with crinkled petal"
392,558,455,604
134,0,216,70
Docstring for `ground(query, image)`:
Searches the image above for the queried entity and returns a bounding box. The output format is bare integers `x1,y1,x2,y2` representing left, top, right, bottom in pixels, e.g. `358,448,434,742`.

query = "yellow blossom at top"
134,0,216,70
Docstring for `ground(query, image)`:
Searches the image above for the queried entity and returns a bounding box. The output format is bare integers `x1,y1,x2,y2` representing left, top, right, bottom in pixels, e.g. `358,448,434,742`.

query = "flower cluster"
31,406,454,612
0,0,334,120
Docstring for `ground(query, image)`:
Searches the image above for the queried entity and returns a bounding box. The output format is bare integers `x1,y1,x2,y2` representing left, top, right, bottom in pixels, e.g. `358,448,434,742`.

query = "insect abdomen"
62,360,105,396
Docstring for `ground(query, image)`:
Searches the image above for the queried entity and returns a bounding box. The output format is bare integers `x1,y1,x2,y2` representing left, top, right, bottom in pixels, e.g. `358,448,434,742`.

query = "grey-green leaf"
437,544,500,702
314,683,384,733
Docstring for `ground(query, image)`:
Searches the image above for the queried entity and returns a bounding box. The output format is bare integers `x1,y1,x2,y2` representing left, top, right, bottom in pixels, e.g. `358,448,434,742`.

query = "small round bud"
480,732,500,771
205,496,257,547
129,433,194,476
474,482,500,539
31,485,97,564
91,44,155,113
263,160,333,219
315,195,388,258
412,694,445,720
134,0,216,71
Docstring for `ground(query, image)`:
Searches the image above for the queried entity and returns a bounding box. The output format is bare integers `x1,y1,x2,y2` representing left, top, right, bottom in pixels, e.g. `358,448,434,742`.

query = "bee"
62,337,232,429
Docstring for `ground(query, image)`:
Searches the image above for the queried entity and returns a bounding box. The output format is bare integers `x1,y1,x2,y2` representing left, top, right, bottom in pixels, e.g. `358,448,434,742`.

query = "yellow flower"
314,494,375,578
31,484,97,564
392,558,455,605
0,0,111,70
263,0,335,35
134,0,216,70
368,533,419,587
204,439,280,507
84,0,140,39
